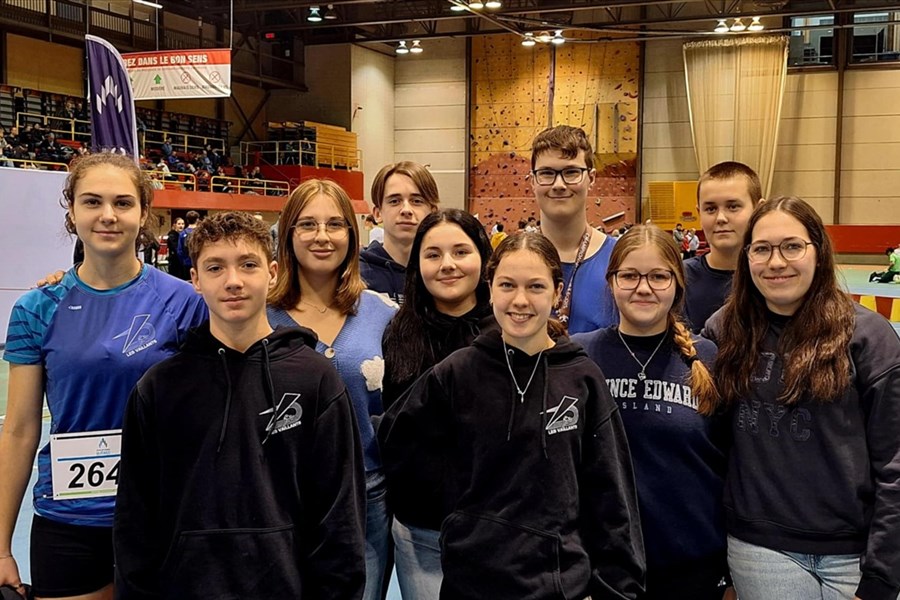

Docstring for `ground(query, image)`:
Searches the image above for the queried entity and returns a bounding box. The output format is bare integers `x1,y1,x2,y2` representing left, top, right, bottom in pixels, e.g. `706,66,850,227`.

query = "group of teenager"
0,124,898,600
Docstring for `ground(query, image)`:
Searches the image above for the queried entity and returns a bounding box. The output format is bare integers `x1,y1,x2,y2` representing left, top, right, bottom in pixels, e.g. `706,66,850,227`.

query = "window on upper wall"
850,12,900,64
788,15,835,67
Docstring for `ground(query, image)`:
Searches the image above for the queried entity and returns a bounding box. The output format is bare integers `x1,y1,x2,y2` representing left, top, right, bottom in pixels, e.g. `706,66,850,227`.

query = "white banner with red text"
122,49,231,100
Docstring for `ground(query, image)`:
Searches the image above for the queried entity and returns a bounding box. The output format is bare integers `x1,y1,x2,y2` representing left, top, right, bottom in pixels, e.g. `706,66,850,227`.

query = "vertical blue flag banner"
85,35,139,160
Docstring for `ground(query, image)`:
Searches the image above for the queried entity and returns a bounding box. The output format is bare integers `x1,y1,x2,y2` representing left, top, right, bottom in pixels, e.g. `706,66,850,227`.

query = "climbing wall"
469,33,640,231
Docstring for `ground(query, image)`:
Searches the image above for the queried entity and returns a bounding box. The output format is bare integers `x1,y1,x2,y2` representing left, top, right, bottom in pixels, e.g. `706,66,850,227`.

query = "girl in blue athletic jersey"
0,153,207,600
571,225,731,600
266,178,397,600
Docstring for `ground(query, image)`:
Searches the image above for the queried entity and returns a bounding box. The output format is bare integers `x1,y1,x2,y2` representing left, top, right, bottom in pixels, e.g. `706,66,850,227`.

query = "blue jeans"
728,535,862,600
392,519,443,600
364,471,391,600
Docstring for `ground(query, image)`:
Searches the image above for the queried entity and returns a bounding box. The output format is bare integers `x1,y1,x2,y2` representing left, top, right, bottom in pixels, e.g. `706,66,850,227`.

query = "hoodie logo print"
262,393,303,436
545,395,580,435
112,314,158,356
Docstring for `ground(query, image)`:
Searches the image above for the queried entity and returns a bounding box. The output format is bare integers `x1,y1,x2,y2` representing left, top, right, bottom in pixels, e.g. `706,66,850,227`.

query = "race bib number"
50,429,122,500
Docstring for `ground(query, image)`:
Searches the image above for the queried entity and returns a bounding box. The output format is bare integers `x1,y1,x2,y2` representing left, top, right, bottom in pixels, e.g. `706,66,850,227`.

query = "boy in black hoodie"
114,212,366,600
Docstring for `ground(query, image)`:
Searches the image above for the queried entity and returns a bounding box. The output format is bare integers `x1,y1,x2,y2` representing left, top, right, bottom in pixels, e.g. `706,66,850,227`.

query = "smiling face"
291,193,350,281
748,210,817,317
192,238,277,330
530,149,596,224
490,248,561,354
612,245,677,335
70,164,147,259
698,176,755,259
374,173,435,247
419,222,482,317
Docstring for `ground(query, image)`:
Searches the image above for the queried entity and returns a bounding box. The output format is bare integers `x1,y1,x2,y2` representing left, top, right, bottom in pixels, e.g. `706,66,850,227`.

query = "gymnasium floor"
0,265,897,591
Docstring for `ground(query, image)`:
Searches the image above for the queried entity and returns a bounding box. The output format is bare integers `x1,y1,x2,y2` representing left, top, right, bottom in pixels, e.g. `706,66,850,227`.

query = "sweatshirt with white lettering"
379,329,645,600
705,304,900,600
572,328,729,584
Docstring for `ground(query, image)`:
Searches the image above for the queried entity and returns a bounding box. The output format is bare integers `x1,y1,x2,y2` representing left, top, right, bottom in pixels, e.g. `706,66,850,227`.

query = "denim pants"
364,471,391,600
392,519,443,600
728,535,862,600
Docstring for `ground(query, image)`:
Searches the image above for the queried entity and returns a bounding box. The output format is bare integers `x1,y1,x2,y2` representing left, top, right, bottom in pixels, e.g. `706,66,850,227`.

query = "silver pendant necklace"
617,328,667,381
502,339,545,403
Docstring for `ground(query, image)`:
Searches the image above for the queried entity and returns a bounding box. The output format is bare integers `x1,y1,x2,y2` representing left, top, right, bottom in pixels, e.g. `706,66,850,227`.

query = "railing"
16,112,91,144
210,175,290,196
0,157,69,170
241,140,361,171
147,170,197,191
15,112,228,157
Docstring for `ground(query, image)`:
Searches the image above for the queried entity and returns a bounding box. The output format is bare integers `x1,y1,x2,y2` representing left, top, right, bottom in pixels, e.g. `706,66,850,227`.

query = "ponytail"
670,316,719,416
547,318,567,339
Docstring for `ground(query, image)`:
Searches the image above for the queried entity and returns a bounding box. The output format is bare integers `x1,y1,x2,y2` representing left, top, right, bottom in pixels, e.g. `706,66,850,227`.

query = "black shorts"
30,515,113,598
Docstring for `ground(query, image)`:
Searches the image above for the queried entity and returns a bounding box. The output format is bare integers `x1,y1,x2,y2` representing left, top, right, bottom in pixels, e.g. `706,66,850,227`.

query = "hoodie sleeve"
303,388,367,600
114,384,163,600
378,368,454,518
854,315,900,600
580,379,646,600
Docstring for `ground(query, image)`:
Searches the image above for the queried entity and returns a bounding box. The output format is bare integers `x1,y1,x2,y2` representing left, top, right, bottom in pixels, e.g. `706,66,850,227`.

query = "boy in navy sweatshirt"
114,212,366,600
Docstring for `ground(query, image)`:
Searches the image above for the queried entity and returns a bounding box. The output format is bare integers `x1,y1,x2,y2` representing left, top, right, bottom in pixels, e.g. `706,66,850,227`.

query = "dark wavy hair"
714,196,855,406
383,209,492,384
486,231,567,338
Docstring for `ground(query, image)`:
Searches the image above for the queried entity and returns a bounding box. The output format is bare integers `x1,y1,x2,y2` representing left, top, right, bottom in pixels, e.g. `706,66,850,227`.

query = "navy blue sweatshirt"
380,330,645,600
359,241,406,304
683,255,733,334
572,328,729,578
114,324,366,600
706,304,900,600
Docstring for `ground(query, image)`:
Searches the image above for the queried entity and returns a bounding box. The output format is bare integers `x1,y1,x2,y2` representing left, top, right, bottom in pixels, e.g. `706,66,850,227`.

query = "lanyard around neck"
556,228,593,325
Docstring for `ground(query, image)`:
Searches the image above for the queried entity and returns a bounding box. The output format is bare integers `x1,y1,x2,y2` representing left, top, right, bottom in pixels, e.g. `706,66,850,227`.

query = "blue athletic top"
3,265,208,527
559,235,618,335
267,290,397,474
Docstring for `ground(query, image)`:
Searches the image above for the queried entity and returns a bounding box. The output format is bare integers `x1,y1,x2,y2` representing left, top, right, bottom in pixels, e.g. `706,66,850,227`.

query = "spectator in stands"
364,214,384,247
212,166,230,193
360,161,441,303
55,99,76,122
176,211,201,280
5,126,20,150
161,137,174,160
673,223,685,247
490,223,508,249
37,132,64,164
75,100,89,135
166,217,186,279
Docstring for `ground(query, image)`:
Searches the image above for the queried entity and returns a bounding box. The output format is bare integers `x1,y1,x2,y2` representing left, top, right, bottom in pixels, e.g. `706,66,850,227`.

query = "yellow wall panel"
6,33,84,96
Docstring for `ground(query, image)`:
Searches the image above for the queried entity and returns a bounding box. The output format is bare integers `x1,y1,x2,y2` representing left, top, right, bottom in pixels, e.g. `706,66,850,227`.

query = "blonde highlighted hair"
606,225,719,415
268,179,365,315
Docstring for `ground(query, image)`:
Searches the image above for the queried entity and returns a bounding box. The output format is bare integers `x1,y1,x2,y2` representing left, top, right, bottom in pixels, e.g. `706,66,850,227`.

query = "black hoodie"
380,330,645,600
359,241,406,303
114,323,366,600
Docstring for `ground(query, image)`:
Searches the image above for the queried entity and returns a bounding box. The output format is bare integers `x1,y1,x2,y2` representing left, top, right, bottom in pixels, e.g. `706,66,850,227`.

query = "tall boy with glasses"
529,125,617,334
685,162,763,333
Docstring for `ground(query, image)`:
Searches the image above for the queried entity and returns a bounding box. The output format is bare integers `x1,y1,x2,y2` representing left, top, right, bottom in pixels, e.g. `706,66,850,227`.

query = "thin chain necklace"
617,328,667,381
299,299,330,314
502,339,545,403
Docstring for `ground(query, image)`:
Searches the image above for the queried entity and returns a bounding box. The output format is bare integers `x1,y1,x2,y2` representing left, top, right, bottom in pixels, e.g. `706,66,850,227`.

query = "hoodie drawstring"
260,339,278,445
540,359,549,459
216,348,232,454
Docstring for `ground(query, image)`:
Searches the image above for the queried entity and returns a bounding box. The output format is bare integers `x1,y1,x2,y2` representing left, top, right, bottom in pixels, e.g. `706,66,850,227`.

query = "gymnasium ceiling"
161,0,900,46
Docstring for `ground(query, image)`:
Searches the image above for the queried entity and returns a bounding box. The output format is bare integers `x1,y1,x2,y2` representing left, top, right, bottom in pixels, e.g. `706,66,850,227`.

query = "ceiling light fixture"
396,40,410,54
468,0,485,9
133,0,163,8
323,4,338,20
308,6,323,22
410,40,424,53
714,19,729,33
730,17,746,31
748,16,764,31
450,2,467,11
537,30,553,43
521,32,536,47
485,0,502,7
551,30,565,44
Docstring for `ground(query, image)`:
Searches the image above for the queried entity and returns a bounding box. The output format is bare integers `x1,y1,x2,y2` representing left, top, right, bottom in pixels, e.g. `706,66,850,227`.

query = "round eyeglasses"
292,218,350,240
531,167,589,186
745,239,814,263
611,269,675,291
